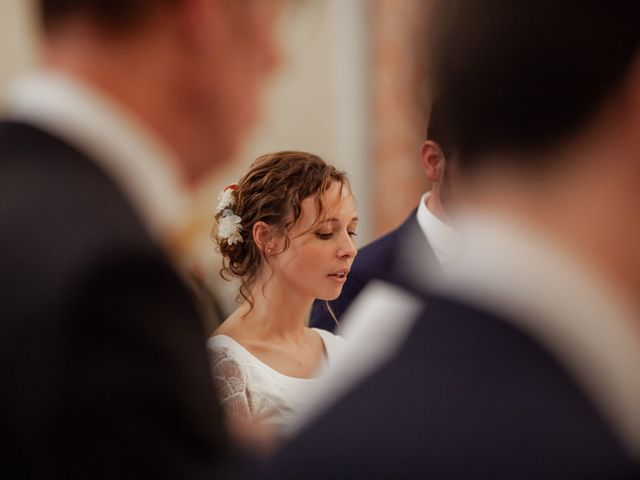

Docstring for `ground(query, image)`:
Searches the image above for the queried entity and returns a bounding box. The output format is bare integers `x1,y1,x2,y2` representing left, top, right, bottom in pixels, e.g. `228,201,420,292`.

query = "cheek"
280,243,329,277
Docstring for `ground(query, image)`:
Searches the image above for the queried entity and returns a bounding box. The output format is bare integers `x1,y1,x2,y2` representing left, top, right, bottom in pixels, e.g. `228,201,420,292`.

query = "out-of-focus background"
0,0,430,316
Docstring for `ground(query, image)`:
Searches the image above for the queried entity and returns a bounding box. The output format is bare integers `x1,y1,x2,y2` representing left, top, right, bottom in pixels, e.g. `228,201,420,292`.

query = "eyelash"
315,231,358,240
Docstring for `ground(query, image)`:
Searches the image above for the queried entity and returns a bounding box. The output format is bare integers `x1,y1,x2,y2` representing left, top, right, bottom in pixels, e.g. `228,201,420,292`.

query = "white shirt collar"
437,211,640,460
4,70,191,250
416,191,459,268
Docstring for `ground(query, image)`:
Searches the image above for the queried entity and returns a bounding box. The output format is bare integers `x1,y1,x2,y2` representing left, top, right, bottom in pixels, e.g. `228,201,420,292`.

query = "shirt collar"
416,191,459,268
437,210,640,460
4,70,191,251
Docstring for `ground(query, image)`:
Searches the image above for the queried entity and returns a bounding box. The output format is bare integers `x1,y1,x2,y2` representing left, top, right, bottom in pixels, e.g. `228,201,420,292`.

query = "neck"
240,269,313,342
459,142,640,316
426,186,448,222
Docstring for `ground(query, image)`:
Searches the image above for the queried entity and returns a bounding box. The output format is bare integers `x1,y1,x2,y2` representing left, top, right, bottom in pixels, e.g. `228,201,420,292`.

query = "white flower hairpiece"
216,184,243,245
215,184,237,214
218,210,243,245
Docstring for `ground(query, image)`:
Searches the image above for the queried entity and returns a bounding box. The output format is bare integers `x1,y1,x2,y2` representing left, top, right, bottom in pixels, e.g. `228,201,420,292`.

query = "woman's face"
269,182,358,301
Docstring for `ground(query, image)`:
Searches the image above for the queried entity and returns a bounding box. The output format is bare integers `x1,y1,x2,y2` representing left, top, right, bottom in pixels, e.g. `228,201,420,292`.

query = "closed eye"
315,232,333,240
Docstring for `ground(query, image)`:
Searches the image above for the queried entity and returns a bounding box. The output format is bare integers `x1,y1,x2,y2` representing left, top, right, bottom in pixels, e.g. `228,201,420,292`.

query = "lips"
328,268,349,282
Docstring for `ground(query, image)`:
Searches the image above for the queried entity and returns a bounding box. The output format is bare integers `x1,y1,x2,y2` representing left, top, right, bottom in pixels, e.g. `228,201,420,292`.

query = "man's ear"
421,140,446,182
253,221,275,254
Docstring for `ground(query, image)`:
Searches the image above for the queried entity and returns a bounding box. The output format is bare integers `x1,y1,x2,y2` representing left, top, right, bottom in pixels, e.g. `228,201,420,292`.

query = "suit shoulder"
0,122,157,305
0,122,148,244
354,210,419,264
351,225,404,274
350,211,425,285
272,296,637,478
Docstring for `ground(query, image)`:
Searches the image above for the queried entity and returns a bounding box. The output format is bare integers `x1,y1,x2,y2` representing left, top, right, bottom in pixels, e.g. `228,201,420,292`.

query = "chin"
317,288,343,302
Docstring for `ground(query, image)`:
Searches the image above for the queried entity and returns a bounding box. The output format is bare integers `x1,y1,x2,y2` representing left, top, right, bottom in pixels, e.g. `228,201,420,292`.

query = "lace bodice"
207,329,344,429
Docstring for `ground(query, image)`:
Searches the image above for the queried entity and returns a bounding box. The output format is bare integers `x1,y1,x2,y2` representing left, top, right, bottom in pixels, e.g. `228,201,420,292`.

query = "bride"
209,151,358,432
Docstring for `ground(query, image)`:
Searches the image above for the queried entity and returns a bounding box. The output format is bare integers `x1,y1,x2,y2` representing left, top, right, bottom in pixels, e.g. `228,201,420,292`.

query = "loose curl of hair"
212,151,350,317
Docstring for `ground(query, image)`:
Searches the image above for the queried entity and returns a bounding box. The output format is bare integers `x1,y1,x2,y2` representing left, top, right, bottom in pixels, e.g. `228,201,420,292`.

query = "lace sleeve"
209,347,251,419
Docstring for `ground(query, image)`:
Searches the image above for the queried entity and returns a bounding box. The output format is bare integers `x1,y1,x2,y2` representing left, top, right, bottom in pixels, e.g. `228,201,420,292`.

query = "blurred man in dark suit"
0,0,282,478
310,101,459,331
261,1,640,478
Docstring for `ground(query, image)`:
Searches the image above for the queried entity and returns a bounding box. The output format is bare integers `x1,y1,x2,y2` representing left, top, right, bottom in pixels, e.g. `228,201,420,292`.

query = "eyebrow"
325,217,359,224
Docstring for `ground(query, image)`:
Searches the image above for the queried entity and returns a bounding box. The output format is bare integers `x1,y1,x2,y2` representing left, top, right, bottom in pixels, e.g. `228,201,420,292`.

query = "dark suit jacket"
262,294,640,479
0,122,229,478
310,210,440,331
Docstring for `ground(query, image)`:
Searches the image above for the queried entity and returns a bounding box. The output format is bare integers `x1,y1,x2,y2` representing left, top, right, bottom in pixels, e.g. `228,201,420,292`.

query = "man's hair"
38,0,178,33
429,1,640,169
426,99,454,158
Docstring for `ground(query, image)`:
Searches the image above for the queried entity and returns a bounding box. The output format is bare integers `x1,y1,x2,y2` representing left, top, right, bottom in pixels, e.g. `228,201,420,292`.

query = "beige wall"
0,0,38,96
370,0,429,236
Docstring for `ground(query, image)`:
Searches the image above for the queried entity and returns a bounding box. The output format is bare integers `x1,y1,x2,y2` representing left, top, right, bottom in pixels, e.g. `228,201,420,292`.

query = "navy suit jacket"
0,122,229,478
310,209,440,331
262,294,640,479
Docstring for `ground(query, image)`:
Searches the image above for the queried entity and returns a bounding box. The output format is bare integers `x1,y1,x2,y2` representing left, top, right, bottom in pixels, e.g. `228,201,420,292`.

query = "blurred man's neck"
458,137,640,315
426,185,448,222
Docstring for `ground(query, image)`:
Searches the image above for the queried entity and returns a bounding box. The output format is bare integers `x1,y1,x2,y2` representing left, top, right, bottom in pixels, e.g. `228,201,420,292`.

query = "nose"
337,231,357,260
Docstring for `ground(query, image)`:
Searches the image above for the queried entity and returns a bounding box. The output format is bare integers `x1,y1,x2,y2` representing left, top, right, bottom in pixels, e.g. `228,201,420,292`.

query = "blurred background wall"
0,0,429,318
0,0,39,90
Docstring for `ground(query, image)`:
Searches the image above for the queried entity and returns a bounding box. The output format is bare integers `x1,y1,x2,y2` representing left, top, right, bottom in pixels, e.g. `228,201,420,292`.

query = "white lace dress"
207,329,344,430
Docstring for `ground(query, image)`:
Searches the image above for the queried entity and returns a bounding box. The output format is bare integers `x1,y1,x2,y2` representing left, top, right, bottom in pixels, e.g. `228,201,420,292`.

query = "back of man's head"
429,1,640,170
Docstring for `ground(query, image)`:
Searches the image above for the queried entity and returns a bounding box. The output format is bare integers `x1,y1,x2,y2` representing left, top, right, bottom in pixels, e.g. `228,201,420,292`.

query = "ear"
421,140,446,182
253,221,276,254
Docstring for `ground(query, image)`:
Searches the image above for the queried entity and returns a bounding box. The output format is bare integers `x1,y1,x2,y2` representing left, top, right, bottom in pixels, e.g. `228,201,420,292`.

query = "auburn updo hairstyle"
212,151,350,311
